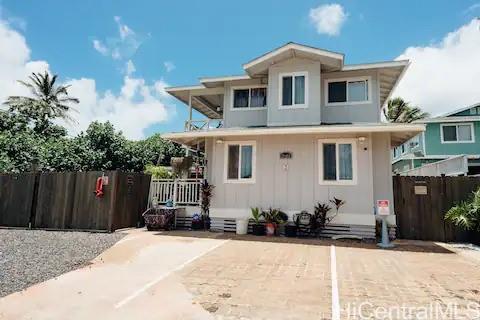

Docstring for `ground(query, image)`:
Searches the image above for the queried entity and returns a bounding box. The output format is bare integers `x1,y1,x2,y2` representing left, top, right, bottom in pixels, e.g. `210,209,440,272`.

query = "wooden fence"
0,171,151,232
393,175,480,242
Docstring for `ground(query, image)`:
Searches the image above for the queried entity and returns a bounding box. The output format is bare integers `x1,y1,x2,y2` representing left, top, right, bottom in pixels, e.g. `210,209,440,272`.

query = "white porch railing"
185,119,224,131
149,178,203,207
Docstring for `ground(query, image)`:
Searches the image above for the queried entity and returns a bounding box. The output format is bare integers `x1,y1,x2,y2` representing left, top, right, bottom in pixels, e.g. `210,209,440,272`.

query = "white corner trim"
278,71,309,109
440,123,475,144
223,140,257,184
324,76,372,106
318,138,358,185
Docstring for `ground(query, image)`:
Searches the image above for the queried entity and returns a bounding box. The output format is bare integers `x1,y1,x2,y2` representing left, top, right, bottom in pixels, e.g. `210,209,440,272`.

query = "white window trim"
224,141,256,184
318,139,358,186
230,85,267,111
278,71,308,109
324,76,372,106
440,123,475,144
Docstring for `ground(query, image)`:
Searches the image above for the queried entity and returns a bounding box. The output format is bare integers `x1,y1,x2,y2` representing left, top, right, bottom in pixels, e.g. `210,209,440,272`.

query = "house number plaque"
280,152,292,159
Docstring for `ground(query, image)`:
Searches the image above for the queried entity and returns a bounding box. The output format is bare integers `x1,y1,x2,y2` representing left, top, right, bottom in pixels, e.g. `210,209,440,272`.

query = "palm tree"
383,97,429,123
3,71,79,133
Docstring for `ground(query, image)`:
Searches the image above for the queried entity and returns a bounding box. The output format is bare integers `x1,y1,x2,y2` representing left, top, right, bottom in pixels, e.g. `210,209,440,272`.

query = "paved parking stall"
0,230,479,320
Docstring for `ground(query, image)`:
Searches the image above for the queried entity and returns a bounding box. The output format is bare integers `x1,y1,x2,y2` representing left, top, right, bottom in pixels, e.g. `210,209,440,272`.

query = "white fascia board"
199,74,251,83
420,116,480,123
342,60,409,71
162,123,425,140
242,43,344,70
165,85,205,92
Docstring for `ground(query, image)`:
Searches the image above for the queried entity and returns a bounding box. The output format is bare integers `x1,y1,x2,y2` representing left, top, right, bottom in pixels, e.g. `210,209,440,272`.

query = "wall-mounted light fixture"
215,139,224,144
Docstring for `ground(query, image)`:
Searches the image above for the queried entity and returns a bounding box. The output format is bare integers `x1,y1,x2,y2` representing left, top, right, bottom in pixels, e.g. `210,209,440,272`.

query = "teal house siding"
424,122,480,155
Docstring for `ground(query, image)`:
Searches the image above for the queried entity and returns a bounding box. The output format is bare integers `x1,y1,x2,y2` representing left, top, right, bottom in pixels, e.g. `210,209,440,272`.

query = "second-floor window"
279,72,308,108
232,87,267,109
326,77,370,105
441,123,474,143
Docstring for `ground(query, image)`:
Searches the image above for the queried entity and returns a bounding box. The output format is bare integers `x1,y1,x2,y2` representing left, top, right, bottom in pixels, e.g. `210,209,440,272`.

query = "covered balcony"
165,85,224,132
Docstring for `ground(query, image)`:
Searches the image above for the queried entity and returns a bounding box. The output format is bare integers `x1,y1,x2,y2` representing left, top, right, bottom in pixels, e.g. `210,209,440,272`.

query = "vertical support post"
173,179,178,206
188,93,193,129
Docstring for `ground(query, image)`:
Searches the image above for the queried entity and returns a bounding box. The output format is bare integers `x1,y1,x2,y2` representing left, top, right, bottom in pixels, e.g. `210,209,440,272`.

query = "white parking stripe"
330,245,340,320
114,239,229,309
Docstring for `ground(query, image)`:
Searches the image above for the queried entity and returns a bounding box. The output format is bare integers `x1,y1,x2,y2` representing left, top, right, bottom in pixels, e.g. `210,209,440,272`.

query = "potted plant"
263,208,281,236
200,180,214,230
284,213,301,237
312,202,332,236
250,207,265,236
275,210,289,236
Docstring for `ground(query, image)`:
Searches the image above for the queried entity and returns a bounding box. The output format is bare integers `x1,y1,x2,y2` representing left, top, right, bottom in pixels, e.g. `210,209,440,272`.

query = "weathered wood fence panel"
0,171,151,232
393,175,480,242
0,173,37,227
34,172,76,229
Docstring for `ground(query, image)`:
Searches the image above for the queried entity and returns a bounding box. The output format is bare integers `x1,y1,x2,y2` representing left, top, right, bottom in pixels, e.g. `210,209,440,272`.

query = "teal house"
392,103,480,175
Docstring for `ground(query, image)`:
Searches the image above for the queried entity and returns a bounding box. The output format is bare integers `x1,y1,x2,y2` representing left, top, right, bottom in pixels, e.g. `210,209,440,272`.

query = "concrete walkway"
0,230,227,320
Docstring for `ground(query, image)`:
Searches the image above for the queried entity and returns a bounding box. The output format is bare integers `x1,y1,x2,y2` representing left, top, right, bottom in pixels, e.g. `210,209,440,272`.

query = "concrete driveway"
1,230,479,320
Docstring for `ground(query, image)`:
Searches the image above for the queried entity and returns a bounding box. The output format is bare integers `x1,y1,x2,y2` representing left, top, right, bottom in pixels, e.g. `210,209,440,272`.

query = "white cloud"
0,20,50,104
309,3,347,36
92,39,108,56
66,76,172,140
92,16,147,61
164,61,175,72
393,18,480,116
464,2,480,14
0,16,172,140
125,59,136,76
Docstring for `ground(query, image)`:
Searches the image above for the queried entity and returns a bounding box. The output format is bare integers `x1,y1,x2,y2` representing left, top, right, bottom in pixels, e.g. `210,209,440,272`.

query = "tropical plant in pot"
200,180,214,230
263,208,282,236
275,210,289,236
250,207,265,236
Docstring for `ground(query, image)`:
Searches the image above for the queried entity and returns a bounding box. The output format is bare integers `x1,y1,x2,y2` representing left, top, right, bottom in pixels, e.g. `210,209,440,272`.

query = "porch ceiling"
162,123,425,147
165,86,224,119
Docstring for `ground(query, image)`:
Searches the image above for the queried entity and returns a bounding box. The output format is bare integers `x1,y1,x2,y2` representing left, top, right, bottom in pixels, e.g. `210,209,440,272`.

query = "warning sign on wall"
377,200,390,216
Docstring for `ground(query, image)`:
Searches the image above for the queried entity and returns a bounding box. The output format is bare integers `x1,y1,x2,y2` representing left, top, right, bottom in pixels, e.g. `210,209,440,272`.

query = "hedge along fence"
0,171,151,232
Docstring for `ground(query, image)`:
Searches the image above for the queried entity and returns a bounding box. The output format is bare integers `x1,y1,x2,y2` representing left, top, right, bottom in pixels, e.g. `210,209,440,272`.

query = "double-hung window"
326,77,370,105
225,141,256,183
319,139,357,185
232,87,267,109
279,72,307,108
441,123,474,143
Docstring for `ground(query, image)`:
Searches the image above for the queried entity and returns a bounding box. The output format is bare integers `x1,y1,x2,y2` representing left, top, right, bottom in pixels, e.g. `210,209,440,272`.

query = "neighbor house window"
441,123,474,143
319,139,357,184
232,87,267,109
280,72,307,108
326,77,370,105
225,141,256,183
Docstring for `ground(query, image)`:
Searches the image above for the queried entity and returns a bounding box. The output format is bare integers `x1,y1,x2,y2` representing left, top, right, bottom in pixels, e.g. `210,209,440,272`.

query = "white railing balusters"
148,178,202,207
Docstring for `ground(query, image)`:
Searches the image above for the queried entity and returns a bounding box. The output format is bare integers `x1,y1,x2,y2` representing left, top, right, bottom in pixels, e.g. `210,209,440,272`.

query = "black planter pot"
191,220,204,230
252,224,266,236
284,224,298,237
469,231,480,246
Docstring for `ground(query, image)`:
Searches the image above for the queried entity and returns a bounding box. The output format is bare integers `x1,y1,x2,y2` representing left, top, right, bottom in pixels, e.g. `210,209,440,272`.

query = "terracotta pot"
266,222,276,236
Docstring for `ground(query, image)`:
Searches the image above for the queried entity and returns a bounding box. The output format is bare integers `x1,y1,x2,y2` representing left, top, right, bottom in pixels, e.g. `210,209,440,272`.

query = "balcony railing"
148,178,203,207
185,119,224,131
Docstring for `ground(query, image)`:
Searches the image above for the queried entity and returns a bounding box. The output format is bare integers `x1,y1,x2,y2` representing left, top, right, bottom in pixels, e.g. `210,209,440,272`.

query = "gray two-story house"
163,43,424,234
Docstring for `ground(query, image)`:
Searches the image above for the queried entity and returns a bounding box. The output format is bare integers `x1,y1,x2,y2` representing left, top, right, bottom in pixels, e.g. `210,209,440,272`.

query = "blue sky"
1,1,480,139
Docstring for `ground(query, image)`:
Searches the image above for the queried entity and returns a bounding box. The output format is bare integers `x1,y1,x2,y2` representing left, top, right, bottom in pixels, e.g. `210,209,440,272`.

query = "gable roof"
440,102,480,117
243,42,344,76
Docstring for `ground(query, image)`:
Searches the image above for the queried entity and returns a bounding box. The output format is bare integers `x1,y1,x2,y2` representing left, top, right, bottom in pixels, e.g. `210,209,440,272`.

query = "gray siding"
206,133,392,226
223,79,268,128
321,69,380,123
266,58,322,126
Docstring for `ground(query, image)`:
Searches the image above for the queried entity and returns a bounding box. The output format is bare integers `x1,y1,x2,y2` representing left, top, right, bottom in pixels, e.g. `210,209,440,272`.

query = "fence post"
440,174,447,242
173,179,178,206
29,172,41,229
